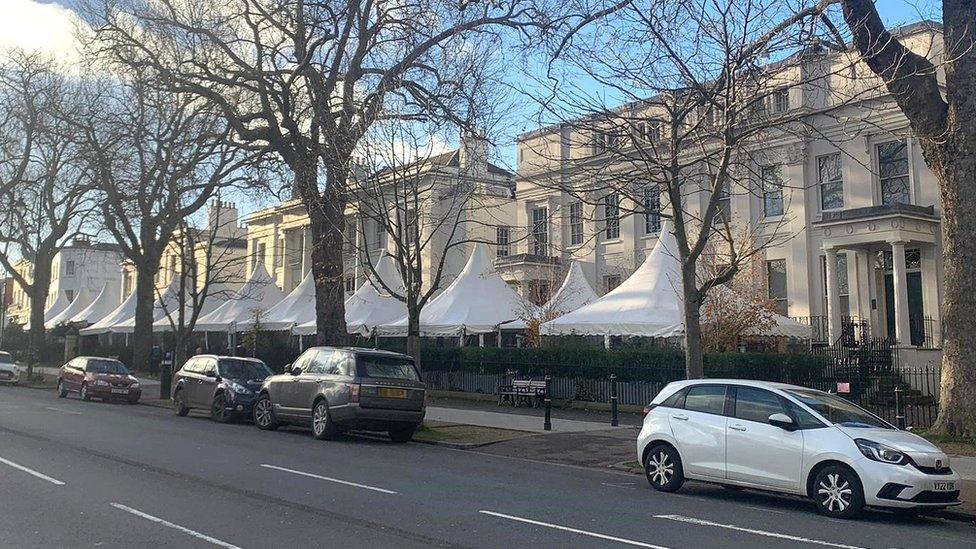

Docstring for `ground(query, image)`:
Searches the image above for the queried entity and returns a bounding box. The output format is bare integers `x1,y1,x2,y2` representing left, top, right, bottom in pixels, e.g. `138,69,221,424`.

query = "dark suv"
172,355,273,422
253,347,425,442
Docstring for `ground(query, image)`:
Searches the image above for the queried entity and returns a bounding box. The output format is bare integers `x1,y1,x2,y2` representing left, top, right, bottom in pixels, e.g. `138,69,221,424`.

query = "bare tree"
834,0,976,437
350,120,516,365
77,66,252,379
0,53,97,374
534,0,839,376
81,0,545,349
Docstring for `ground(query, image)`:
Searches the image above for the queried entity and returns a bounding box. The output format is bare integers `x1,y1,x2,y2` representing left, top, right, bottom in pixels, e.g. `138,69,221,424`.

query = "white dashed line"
653,514,866,549
480,510,669,548
259,464,397,494
110,503,243,549
43,407,82,415
0,456,65,485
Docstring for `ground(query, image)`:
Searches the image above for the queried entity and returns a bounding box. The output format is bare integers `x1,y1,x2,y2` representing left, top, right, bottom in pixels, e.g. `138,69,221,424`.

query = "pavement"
426,405,626,433
1,384,975,548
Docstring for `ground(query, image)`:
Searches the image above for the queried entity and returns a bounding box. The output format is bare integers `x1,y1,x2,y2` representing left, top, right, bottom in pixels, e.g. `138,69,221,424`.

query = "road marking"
110,503,243,549
0,456,65,485
480,510,668,548
44,407,82,415
653,515,865,549
601,482,637,490
259,464,397,494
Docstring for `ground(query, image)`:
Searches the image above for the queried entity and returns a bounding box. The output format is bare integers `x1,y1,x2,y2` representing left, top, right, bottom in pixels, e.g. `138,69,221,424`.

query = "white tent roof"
546,261,599,316
541,223,685,337
43,291,71,324
68,283,121,326
106,277,183,334
45,286,94,329
261,271,316,331
79,287,138,335
152,278,241,332
377,244,529,336
295,254,407,336
195,263,286,332
743,312,812,339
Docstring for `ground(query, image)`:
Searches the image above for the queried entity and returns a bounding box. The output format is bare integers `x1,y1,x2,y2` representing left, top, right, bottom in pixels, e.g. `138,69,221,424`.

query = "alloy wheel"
817,473,853,513
312,402,333,440
254,397,275,429
648,451,674,486
212,394,230,422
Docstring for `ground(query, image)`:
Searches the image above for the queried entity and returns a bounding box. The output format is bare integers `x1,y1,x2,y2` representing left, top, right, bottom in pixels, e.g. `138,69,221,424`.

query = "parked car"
172,355,273,422
0,351,20,385
253,347,425,442
638,379,961,519
57,357,141,403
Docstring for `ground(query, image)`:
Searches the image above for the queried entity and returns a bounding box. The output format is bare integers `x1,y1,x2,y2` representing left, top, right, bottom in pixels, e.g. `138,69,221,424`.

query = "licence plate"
110,388,129,394
379,388,408,399
933,481,955,492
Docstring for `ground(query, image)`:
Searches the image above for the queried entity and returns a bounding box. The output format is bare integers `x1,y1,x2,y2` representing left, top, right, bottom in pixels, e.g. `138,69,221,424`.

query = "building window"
643,186,661,234
716,180,731,222
65,260,75,276
344,276,356,293
762,166,784,217
770,88,790,114
877,248,921,271
531,206,549,255
817,153,844,211
766,259,788,316
636,120,661,142
592,130,618,154
604,274,622,294
496,227,510,258
822,254,851,317
604,193,620,239
369,219,384,251
527,280,551,306
65,289,74,302
569,201,584,246
877,141,911,206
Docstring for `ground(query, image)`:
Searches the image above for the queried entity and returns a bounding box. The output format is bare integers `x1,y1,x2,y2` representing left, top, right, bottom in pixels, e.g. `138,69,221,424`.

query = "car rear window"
87,359,129,374
357,356,420,381
683,385,727,415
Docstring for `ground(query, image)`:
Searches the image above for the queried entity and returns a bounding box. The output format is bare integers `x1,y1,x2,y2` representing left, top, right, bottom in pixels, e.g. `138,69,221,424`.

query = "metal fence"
422,345,941,428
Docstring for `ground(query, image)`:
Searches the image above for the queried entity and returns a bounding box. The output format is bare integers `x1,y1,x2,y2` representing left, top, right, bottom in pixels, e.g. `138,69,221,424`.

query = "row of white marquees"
41,222,810,340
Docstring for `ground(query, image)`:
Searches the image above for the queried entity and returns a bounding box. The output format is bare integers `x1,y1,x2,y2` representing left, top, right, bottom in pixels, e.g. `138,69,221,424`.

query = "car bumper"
330,402,425,431
0,368,20,383
854,457,962,508
225,392,259,414
88,386,142,400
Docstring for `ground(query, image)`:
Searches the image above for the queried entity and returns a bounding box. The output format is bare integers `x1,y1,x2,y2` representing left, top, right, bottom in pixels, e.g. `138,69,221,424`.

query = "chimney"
458,132,489,179
208,200,240,238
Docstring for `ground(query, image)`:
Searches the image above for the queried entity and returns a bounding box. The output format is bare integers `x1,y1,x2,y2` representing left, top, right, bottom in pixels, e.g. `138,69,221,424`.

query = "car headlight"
855,439,909,465
229,382,253,395
130,382,140,388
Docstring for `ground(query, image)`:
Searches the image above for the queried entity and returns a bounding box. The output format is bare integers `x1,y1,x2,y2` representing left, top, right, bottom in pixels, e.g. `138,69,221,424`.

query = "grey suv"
253,347,425,442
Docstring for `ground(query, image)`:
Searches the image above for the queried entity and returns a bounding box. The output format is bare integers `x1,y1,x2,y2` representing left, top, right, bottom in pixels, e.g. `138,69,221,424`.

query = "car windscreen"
218,359,272,381
357,356,420,381
0,352,13,364
87,359,129,374
784,388,892,429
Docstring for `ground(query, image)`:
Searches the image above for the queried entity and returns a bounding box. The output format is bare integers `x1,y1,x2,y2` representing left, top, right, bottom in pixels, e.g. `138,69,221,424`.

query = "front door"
884,271,924,345
725,386,804,490
670,384,728,480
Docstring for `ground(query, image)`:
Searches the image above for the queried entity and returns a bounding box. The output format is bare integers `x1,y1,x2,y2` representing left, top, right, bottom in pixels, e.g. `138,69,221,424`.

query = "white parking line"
43,407,82,415
480,510,669,548
653,515,866,549
0,456,65,485
259,464,397,494
110,503,243,549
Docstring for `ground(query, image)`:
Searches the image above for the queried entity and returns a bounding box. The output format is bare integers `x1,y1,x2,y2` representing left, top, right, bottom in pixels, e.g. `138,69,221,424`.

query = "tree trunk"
407,300,421,371
682,267,705,379
132,262,158,374
26,258,52,377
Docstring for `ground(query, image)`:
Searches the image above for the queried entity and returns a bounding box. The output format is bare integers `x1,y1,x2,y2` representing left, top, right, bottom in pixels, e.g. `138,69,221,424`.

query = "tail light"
350,383,360,403
642,403,657,419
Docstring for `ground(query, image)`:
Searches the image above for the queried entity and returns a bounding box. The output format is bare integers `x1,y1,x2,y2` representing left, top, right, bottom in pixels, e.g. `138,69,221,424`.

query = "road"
0,386,972,549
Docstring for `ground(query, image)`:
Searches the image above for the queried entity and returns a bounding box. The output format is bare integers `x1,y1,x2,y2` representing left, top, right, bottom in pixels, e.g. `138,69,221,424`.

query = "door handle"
672,414,689,421
729,424,747,432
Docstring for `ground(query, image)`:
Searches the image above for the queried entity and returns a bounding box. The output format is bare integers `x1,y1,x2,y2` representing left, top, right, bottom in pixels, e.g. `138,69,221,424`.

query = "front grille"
0,371,12,380
912,464,954,475
909,490,960,504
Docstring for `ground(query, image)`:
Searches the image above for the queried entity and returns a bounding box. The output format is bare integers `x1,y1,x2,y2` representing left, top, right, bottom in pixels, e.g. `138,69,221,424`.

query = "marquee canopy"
79,287,138,335
260,271,316,331
194,263,286,332
68,283,122,327
45,286,94,329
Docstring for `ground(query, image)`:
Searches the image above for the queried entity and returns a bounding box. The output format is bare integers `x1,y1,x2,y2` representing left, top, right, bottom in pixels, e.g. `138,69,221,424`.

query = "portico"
814,204,942,347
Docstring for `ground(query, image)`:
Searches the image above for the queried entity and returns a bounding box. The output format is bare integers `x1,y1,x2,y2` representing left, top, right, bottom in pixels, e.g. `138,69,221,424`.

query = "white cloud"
0,0,86,63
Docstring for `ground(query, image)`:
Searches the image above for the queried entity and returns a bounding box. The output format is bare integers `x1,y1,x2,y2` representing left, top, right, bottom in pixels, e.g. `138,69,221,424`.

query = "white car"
0,351,20,385
637,379,961,518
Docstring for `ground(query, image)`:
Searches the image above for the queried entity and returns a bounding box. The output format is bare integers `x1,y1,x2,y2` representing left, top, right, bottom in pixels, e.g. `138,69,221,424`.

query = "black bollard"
894,385,906,430
610,373,619,427
543,375,552,431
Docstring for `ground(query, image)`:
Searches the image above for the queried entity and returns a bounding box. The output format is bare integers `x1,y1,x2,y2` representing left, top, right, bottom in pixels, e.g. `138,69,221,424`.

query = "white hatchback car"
638,379,961,518
0,351,20,385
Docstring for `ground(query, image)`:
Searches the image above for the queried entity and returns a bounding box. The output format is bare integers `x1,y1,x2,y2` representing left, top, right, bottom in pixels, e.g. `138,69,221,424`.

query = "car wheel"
173,389,190,416
210,392,232,423
389,425,416,443
253,395,278,430
80,383,91,401
311,400,336,440
57,379,67,398
644,444,684,492
813,466,864,519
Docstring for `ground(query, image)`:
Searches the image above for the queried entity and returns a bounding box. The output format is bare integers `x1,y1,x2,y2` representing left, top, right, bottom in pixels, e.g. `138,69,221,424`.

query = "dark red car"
57,356,141,404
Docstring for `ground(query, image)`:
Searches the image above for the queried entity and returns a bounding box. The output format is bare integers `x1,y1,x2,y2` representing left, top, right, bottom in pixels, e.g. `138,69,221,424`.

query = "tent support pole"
603,334,610,350
478,333,484,348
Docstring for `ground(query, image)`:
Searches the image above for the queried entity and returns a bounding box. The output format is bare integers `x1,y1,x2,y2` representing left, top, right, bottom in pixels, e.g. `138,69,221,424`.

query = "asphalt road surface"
0,385,973,549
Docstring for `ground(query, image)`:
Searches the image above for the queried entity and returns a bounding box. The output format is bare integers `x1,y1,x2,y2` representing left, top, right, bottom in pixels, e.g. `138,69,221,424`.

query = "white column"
824,247,842,343
890,240,912,345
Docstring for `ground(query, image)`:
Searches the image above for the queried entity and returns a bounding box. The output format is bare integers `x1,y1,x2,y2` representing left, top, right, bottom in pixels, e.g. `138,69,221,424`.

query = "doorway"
883,272,924,345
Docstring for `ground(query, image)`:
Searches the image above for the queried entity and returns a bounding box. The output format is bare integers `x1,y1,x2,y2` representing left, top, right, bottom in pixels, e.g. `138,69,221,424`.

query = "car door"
725,386,804,490
196,357,220,408
277,351,319,419
64,359,83,391
669,384,729,480
293,349,336,417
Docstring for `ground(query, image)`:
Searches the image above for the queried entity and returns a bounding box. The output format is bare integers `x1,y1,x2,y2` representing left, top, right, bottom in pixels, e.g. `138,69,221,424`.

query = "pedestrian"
149,346,161,379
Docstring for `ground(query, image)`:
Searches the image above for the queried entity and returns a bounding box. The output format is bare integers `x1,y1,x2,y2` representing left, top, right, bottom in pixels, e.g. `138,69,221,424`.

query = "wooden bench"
498,379,548,407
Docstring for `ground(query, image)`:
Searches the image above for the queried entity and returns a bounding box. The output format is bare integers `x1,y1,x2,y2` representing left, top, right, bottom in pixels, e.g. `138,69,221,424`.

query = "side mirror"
768,413,795,430
290,365,302,376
